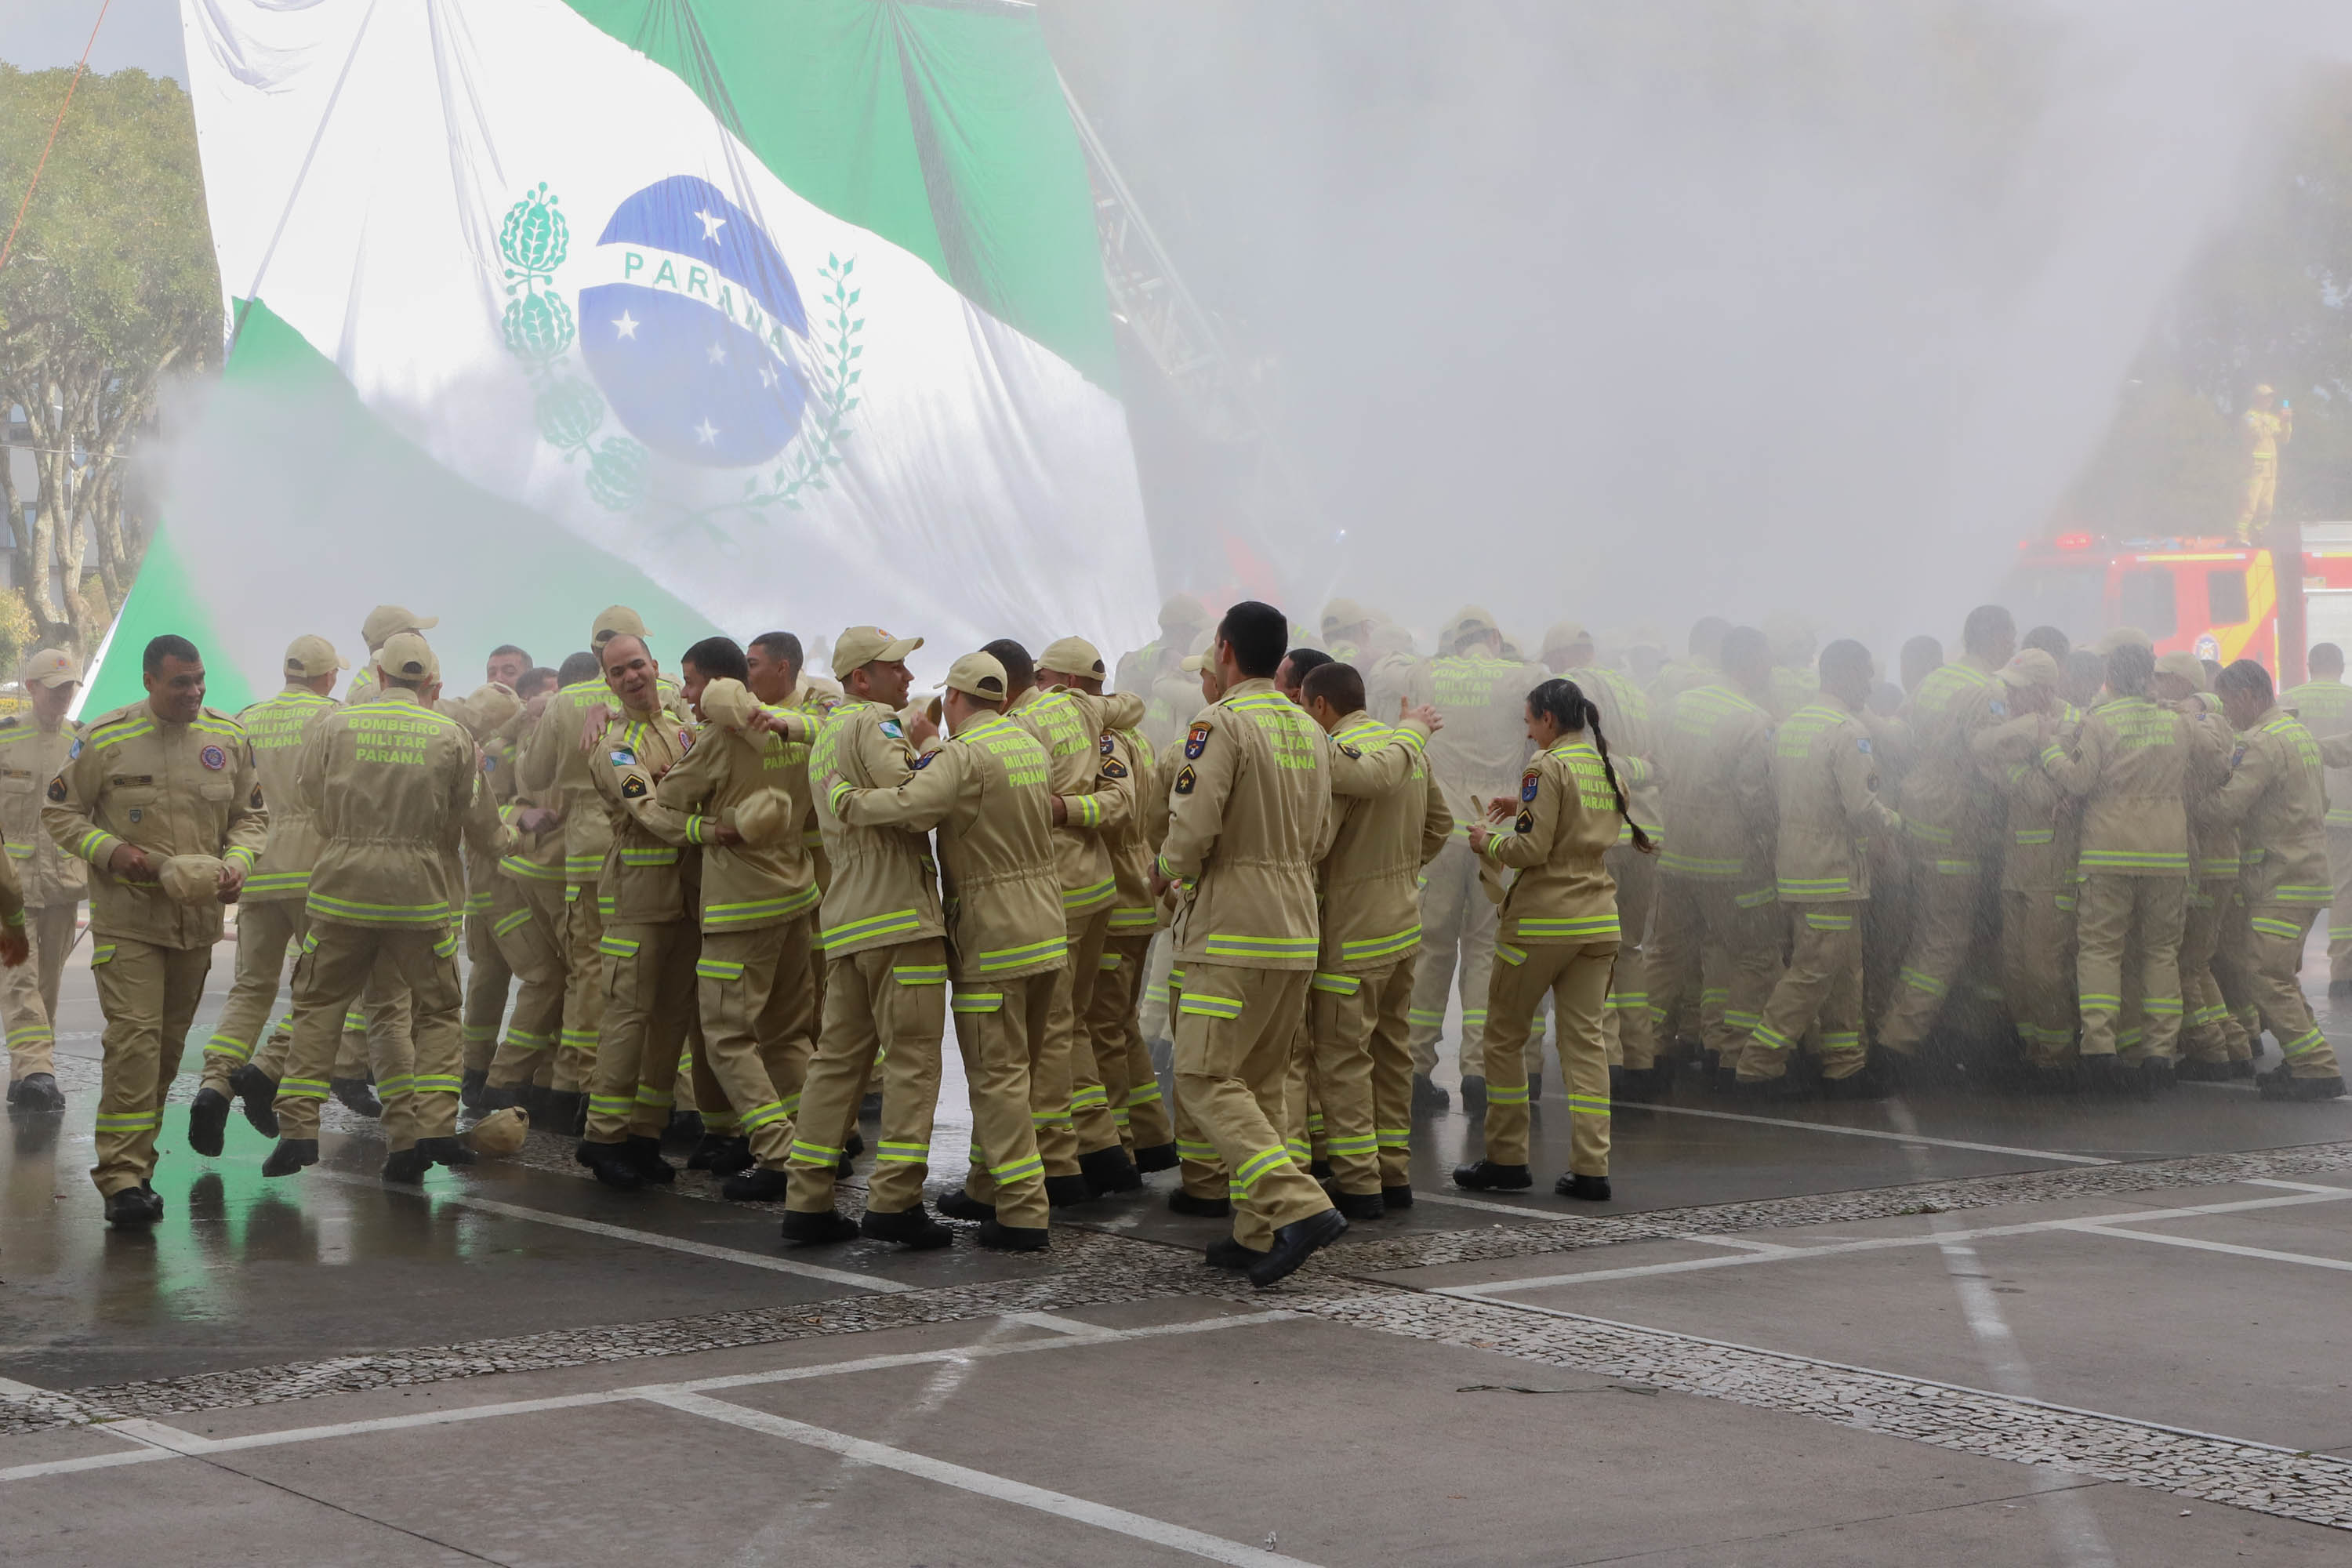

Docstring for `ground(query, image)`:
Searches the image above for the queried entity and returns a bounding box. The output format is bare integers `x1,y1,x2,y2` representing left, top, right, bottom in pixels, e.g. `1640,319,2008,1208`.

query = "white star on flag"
706,343,727,365
692,417,720,445
694,209,727,241
757,363,778,388
611,310,640,339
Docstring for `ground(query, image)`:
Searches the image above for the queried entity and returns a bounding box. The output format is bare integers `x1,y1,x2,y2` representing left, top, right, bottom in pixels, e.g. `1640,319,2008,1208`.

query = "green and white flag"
108,0,1152,710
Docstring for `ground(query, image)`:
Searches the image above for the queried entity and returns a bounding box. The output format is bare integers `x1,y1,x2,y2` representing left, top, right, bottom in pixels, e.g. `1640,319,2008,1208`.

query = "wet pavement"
5,932,2352,1564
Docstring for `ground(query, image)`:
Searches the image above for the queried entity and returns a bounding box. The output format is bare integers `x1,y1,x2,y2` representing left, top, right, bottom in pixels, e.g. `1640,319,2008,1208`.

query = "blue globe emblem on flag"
577,175,811,469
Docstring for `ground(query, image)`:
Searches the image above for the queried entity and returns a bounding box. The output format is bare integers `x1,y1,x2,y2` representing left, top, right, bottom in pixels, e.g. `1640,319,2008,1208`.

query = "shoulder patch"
879,717,904,740
45,775,66,802
1174,763,1198,796
1520,770,1541,802
250,784,266,809
67,737,82,760
1515,808,1534,833
1988,699,2007,718
677,728,694,753
481,751,498,772
620,775,649,800
1338,742,1363,760
1099,732,1116,757
1184,722,1212,761
911,751,936,770
1856,735,1873,754
609,747,638,768
1099,758,1129,779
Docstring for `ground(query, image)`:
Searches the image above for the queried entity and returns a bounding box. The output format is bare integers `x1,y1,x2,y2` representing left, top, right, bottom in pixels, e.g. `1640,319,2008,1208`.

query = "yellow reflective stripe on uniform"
493,908,533,937
1097,952,1123,971
1310,971,1362,995
500,855,563,882
702,885,822,927
433,931,459,959
1108,904,1158,932
1566,1092,1610,1115
306,891,454,924
1061,877,1115,909
1802,911,1855,931
893,964,947,985
973,937,1066,972
1339,924,1420,962
1178,992,1243,1019
1515,914,1621,940
1201,933,1317,961
821,907,923,946
695,957,746,982
619,846,681,866
951,990,1004,1013
598,934,641,957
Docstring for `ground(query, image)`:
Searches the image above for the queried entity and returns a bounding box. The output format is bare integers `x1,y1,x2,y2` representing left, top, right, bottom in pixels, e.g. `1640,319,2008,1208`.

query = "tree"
0,65,220,659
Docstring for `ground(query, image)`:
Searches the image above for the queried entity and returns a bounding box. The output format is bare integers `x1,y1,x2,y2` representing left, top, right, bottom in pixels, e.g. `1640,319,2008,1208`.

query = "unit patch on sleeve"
46,775,66,802
1521,770,1541,802
620,775,649,800
1174,764,1198,796
1099,759,1129,779
1184,723,1211,761
1099,733,1116,757
609,748,638,767
1515,808,1534,833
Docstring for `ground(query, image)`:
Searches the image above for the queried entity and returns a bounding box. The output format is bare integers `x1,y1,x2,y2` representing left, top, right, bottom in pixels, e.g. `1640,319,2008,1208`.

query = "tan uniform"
1577,665,1662,1073
1646,681,1777,1060
784,701,949,1218
0,713,83,1080
833,710,1063,1229
1408,652,1548,1078
1473,735,1623,1174
2040,695,2222,1062
2220,709,2339,1077
1158,679,1339,1250
2178,699,2251,1067
1007,684,1145,1174
1879,656,2007,1054
460,724,523,1074
624,713,821,1167
2280,677,2352,985
199,684,337,1094
483,725,569,1090
1975,713,2084,1067
1741,702,1899,1082
268,690,493,1148
47,703,263,1193
579,710,698,1144
1087,724,1174,1156
1298,712,1450,1194
2234,405,2288,542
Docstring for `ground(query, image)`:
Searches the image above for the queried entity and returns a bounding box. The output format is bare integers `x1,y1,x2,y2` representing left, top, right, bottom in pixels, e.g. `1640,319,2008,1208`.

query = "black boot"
188,1087,231,1157
861,1203,953,1249
2259,1067,2348,1101
1452,1159,1531,1192
331,1076,383,1117
460,1069,488,1111
229,1065,279,1136
936,1189,996,1222
1555,1172,1612,1201
1608,1063,1629,1101
2082,1055,2134,1095
2140,1058,2177,1094
688,1134,752,1172
1458,1075,1488,1116
844,1129,866,1158
780,1207,862,1246
1044,1174,1094,1207
1247,1208,1346,1287
419,1135,476,1167
1132,1142,1179,1172
2174,1058,2234,1082
1167,1189,1231,1218
473,1082,524,1113
9,1071,64,1113
104,1186,162,1228
574,1139,643,1189
544,1089,586,1137
261,1138,319,1178
1333,1189,1386,1221
1079,1145,1142,1196
1528,1073,1543,1102
1381,1184,1414,1210
720,1165,792,1202
1205,1236,1267,1271
859,1091,883,1119
1819,1069,1888,1102
975,1218,1050,1252
382,1146,431,1184
662,1109,705,1150
624,1134,677,1184
1411,1073,1449,1113
1308,1158,1334,1181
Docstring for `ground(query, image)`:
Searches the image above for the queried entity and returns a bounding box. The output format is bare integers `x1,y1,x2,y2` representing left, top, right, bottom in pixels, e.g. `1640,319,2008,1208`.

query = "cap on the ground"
832,626,923,678
1037,636,1105,680
466,1107,529,1156
944,651,1009,700
376,631,440,684
361,604,436,650
20,648,81,688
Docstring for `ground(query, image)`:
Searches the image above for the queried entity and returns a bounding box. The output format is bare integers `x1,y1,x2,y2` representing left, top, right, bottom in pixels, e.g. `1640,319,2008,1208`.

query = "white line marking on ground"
1440,1187,2352,1293
1635,1102,2116,1165
0,1311,1292,1485
1406,1189,1584,1221
2066,1224,2352,1272
642,1388,1322,1566
1685,1234,1805,1254
317,1171,909,1293
1001,1312,1118,1338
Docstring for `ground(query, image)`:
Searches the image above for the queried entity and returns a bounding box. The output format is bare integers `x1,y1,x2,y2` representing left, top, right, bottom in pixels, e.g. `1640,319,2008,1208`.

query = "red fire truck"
2003,525,2352,670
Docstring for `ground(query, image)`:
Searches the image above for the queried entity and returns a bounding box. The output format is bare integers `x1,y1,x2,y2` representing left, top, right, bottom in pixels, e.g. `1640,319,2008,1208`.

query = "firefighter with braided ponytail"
1453,678,1652,1200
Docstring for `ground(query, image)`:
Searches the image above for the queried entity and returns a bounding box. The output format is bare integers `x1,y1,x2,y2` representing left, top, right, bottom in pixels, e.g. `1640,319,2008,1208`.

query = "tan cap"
1158,593,1210,632
20,648,80,688
1178,653,1208,673
1442,605,1500,648
2253,383,2276,397
731,788,792,848
591,605,648,647
158,854,227,905
465,1106,529,1156
2093,626,2154,655
1036,635,1105,680
376,631,441,684
945,651,1010,700
832,625,924,679
1320,597,1372,635
2154,650,2210,690
1998,648,2060,689
449,681,521,740
361,604,436,650
1627,624,1669,652
697,676,760,731
1367,621,1417,660
1542,621,1595,656
282,635,347,679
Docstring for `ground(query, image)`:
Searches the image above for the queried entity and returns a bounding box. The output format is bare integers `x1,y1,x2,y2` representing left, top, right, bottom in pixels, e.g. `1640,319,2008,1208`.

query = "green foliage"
2067,63,2352,533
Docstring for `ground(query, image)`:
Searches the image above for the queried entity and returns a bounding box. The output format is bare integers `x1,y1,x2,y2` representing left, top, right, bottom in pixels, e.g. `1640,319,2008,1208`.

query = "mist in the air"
1047,0,2352,661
